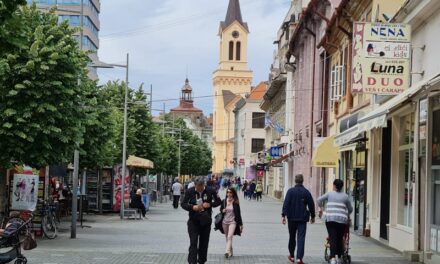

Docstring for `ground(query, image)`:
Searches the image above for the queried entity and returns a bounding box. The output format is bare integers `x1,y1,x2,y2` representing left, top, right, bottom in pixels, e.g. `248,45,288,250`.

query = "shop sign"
148,175,157,182
352,22,411,95
256,170,265,177
269,146,281,158
239,158,245,165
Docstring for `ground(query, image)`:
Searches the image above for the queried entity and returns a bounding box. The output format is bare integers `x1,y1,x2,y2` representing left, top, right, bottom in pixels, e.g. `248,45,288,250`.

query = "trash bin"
142,194,149,212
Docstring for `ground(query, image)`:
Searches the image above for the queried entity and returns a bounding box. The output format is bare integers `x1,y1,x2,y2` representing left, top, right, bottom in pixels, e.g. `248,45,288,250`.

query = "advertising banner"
11,174,39,211
352,22,411,95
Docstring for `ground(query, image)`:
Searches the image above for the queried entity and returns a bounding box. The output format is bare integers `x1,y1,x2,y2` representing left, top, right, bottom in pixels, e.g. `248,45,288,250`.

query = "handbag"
214,200,226,231
23,233,37,250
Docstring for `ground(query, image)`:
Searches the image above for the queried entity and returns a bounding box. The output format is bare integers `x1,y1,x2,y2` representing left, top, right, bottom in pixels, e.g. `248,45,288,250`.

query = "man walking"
181,177,221,264
282,174,315,264
172,178,183,209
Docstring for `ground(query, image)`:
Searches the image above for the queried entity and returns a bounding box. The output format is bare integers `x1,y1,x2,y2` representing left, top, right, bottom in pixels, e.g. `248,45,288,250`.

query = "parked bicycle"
39,198,58,239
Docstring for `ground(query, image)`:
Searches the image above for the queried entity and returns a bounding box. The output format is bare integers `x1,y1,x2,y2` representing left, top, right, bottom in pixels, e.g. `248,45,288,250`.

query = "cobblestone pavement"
20,193,415,264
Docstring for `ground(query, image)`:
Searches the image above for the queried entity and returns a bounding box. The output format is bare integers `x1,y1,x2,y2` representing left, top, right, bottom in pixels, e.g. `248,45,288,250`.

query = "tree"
79,80,119,168
0,0,25,25
0,5,90,168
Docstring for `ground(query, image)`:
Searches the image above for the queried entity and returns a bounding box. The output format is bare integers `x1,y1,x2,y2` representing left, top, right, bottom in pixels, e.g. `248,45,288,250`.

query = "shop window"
251,138,264,153
397,113,415,227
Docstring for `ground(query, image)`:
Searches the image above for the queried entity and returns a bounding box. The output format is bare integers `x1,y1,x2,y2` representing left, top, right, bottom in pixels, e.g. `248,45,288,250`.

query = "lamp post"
91,54,129,219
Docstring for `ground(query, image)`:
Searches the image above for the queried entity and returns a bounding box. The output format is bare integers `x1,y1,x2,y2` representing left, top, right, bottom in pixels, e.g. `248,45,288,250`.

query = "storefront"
334,113,369,236
354,74,440,259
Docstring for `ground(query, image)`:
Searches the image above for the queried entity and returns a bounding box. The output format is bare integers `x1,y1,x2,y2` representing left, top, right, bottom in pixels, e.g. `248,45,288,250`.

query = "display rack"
86,171,98,212
100,168,113,212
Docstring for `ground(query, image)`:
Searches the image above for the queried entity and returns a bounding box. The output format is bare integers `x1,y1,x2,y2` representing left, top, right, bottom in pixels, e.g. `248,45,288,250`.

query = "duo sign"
352,22,411,95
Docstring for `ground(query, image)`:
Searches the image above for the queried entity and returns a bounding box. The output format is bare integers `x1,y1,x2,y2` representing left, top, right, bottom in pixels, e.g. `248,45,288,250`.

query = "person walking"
172,179,183,209
249,181,256,200
217,187,243,258
181,177,221,264
255,181,263,201
282,174,316,264
317,179,353,264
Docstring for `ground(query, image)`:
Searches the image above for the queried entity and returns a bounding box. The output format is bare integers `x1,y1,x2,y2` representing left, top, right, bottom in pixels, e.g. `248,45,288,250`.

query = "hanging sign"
352,22,411,95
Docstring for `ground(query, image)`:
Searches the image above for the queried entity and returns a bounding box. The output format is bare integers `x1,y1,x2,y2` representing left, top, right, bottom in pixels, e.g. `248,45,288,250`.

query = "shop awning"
358,73,440,129
334,126,361,146
312,136,338,167
334,74,440,147
126,155,154,169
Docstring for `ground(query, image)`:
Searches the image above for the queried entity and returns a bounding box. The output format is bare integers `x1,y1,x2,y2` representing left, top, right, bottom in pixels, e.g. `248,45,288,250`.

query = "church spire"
221,0,249,32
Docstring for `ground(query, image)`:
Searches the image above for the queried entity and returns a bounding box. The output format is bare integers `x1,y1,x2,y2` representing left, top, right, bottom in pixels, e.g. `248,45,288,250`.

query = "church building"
212,0,253,174
170,78,213,150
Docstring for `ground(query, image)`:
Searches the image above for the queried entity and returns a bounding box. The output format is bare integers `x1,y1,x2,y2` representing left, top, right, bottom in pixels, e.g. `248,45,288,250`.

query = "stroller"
0,213,34,264
324,224,351,264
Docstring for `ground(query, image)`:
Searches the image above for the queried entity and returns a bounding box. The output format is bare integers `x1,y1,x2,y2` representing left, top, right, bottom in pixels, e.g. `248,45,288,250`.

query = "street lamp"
91,54,129,219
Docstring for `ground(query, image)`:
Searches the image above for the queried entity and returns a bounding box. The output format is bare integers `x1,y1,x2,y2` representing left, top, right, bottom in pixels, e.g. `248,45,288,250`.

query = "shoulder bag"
214,199,226,231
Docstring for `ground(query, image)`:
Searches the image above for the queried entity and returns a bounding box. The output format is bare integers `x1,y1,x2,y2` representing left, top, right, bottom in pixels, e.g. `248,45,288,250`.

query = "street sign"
270,146,281,158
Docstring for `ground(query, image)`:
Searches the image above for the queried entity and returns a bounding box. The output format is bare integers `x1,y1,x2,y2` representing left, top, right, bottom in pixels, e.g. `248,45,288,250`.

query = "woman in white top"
219,187,243,258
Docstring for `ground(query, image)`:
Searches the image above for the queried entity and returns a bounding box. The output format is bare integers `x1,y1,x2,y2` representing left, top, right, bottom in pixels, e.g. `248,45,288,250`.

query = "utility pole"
71,150,79,238
71,0,83,239
120,53,129,219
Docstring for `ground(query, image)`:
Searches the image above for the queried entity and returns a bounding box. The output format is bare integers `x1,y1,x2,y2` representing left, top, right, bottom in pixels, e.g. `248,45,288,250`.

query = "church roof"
222,90,237,107
181,78,192,91
220,0,249,32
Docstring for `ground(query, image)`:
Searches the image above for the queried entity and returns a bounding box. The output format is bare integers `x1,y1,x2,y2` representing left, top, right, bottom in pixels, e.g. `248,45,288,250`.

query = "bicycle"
39,198,58,239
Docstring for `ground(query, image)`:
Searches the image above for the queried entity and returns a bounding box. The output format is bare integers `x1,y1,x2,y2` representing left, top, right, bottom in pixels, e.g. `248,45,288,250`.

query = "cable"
100,0,291,40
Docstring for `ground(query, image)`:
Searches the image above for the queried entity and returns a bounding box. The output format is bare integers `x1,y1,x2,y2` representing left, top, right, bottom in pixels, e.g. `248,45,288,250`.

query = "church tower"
212,0,253,174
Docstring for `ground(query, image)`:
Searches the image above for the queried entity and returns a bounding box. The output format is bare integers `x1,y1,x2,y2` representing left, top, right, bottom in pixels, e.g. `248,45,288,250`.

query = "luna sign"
352,22,411,95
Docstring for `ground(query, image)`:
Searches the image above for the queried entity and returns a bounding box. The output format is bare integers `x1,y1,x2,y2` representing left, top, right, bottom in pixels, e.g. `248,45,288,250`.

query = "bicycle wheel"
42,214,57,239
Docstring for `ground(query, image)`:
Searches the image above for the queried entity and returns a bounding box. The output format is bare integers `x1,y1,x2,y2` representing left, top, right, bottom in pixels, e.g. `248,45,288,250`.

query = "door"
354,168,365,233
380,121,392,240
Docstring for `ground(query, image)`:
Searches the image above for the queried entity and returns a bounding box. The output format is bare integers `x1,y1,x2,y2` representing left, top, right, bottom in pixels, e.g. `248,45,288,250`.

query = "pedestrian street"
22,193,416,264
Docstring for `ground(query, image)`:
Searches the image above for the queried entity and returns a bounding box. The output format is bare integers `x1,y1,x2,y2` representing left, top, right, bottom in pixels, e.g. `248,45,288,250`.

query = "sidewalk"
23,194,416,263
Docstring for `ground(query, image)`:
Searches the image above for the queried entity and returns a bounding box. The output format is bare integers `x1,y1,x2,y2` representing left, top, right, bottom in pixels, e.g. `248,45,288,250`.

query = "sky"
97,0,292,116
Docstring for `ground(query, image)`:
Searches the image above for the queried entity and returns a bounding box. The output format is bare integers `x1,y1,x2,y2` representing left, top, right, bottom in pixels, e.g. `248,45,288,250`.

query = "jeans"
288,220,307,260
326,221,346,258
256,192,262,201
222,222,236,254
173,195,180,209
187,218,212,264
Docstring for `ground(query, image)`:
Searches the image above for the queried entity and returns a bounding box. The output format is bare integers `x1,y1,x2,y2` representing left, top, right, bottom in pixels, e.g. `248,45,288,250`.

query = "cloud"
98,0,291,115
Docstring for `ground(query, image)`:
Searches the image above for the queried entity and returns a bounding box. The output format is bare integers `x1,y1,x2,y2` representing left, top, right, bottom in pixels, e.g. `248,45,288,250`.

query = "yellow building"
212,0,253,174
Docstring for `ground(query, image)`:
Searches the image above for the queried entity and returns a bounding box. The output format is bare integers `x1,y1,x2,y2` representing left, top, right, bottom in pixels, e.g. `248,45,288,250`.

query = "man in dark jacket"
282,174,315,264
181,177,221,264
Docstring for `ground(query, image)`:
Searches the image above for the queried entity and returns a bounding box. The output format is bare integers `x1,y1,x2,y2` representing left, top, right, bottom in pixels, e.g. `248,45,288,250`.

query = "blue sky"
98,0,291,116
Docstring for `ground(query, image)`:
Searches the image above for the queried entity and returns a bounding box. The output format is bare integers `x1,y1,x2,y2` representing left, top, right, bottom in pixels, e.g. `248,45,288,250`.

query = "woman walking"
219,187,243,258
255,181,263,201
317,179,353,264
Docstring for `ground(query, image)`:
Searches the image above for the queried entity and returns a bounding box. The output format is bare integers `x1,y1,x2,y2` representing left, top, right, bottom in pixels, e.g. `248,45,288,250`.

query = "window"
251,139,265,153
236,42,241,61
229,41,234,60
252,112,265,128
397,113,415,227
330,64,346,101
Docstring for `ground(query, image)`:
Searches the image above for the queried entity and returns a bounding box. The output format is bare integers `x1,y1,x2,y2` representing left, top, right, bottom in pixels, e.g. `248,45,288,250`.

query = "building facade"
28,0,101,80
233,82,266,182
212,0,253,175
170,78,213,150
285,0,440,262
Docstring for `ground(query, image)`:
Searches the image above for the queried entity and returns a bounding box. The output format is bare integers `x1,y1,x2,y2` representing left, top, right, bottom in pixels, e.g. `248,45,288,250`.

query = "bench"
123,208,142,220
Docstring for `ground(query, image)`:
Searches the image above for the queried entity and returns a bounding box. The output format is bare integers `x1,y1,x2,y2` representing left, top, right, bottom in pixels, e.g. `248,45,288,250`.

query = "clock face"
232,31,239,38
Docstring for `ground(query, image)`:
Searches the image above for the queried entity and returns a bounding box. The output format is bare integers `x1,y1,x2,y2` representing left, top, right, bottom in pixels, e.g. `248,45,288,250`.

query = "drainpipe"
305,25,317,196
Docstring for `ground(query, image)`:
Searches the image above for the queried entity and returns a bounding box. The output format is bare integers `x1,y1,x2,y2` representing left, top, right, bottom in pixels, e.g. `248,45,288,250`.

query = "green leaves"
0,4,89,168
